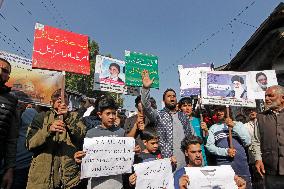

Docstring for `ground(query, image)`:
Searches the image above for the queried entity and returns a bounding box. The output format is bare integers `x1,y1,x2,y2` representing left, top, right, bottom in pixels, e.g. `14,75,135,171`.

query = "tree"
65,39,99,97
65,39,124,107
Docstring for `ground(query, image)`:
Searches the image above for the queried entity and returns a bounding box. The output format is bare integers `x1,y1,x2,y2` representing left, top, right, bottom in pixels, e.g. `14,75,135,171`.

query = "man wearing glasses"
0,58,18,189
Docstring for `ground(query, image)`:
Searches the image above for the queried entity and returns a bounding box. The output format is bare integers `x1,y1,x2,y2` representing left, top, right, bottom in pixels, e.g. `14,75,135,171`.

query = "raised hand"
142,70,154,89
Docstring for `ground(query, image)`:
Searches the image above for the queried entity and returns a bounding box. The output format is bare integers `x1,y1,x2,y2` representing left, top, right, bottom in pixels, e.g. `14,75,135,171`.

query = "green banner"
125,51,159,88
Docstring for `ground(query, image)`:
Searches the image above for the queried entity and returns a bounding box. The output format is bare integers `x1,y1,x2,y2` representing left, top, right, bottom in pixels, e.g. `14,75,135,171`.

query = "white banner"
133,158,174,189
185,165,237,189
201,71,256,107
178,63,212,96
80,137,135,178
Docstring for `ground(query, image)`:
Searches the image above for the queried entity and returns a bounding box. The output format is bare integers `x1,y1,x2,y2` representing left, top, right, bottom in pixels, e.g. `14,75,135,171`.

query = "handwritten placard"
0,50,62,106
201,71,256,107
32,23,90,75
80,137,135,178
125,50,159,88
133,158,174,189
185,165,237,189
178,63,212,96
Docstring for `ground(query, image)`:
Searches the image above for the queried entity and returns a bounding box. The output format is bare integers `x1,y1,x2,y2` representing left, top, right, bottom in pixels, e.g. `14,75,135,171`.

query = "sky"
0,0,282,110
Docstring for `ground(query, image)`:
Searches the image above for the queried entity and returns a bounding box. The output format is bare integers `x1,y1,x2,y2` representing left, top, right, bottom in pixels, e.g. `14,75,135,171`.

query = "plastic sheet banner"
178,63,212,96
32,23,90,75
125,50,159,88
201,71,256,107
0,51,63,106
94,55,140,95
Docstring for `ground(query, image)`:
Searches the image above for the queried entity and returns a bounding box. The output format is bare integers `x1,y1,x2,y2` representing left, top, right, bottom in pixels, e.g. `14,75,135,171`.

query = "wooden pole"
226,105,233,148
198,95,205,138
55,71,66,142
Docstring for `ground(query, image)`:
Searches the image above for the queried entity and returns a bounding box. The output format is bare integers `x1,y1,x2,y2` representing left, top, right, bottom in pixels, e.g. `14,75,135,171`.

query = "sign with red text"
32,23,90,75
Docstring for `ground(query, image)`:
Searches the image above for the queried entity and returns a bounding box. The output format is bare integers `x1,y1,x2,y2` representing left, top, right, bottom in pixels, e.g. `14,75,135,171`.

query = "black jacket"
257,109,284,175
0,85,18,170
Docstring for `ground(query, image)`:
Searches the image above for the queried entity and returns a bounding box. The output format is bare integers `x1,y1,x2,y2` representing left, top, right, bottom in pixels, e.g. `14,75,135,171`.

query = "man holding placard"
175,135,246,189
141,70,196,171
26,89,86,189
205,106,251,188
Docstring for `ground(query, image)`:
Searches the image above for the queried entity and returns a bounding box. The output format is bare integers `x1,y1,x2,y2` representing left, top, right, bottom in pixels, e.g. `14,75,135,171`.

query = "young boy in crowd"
74,96,126,189
128,127,177,187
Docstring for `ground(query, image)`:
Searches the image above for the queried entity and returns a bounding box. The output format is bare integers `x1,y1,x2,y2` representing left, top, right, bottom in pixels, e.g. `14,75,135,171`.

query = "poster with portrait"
125,50,159,89
178,63,212,96
247,70,278,100
93,55,140,95
0,50,63,106
201,71,256,107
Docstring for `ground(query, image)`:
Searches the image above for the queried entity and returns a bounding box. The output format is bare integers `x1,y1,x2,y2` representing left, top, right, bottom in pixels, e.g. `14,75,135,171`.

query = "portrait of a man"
226,75,247,99
254,72,268,92
104,63,124,84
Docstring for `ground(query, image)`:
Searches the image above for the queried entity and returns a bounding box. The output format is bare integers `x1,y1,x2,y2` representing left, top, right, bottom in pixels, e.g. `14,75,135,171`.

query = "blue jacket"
205,121,251,176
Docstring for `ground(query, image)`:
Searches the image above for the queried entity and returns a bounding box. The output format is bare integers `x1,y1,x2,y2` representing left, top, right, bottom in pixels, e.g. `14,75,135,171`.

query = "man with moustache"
0,58,18,189
251,85,284,189
255,72,268,92
175,136,246,189
141,70,196,171
205,106,251,188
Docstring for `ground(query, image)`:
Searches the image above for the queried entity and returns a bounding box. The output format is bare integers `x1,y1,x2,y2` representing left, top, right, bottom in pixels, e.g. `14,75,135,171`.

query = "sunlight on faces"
185,143,203,167
180,103,193,116
265,87,284,110
164,91,177,110
143,138,159,153
98,108,117,128
52,96,69,110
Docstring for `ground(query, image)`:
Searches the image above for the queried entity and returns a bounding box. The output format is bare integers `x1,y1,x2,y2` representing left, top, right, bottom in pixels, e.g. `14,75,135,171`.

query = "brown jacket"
26,110,86,189
257,109,284,175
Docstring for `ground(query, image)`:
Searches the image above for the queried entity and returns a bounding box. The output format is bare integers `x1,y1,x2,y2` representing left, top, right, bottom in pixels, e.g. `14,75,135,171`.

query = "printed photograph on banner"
32,23,90,75
94,55,125,94
178,63,212,96
247,70,278,100
125,50,159,88
0,51,62,106
201,71,256,107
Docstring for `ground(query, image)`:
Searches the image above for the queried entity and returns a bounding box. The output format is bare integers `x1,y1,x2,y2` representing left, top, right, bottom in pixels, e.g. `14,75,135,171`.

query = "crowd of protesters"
1,57,284,189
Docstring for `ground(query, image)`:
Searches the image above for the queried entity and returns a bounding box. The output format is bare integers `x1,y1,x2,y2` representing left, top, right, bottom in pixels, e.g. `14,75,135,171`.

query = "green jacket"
26,110,86,189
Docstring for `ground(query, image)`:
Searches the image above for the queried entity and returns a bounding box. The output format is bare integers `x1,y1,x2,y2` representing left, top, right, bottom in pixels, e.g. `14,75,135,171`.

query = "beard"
258,83,267,90
165,103,176,110
266,101,279,110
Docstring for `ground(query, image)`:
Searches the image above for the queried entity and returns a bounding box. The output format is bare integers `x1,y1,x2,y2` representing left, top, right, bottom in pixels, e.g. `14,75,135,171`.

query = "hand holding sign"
49,120,66,133
142,70,154,89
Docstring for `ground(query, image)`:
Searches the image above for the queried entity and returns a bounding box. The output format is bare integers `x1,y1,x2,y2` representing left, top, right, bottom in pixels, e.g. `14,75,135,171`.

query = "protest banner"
0,51,62,106
125,50,159,88
32,23,89,74
185,165,238,189
80,137,135,178
247,70,278,100
201,71,256,107
94,55,140,95
178,63,212,96
133,158,174,189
